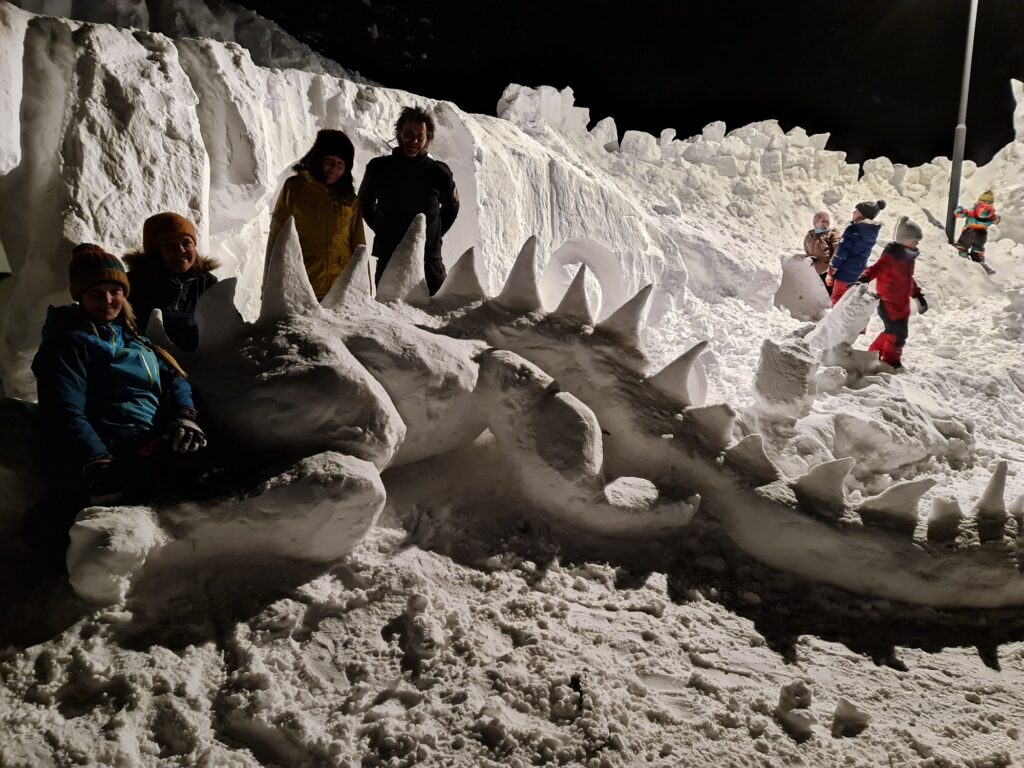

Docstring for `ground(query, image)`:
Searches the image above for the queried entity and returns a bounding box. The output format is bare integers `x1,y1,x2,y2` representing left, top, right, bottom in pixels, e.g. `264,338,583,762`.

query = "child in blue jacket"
827,200,886,305
31,244,207,515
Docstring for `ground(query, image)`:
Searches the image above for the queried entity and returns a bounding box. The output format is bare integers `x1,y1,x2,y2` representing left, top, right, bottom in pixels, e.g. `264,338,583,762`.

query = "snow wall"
2,0,1024,400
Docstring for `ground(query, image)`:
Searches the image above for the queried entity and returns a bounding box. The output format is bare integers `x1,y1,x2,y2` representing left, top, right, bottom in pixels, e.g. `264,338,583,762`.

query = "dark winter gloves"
916,295,928,314
164,408,207,453
83,458,124,505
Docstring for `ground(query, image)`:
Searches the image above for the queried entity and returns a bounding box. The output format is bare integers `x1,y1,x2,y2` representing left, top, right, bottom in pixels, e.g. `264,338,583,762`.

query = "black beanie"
855,200,886,220
310,129,355,165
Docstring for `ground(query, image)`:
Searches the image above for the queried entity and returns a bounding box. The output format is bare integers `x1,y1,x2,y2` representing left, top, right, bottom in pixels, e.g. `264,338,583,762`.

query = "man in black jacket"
358,106,460,295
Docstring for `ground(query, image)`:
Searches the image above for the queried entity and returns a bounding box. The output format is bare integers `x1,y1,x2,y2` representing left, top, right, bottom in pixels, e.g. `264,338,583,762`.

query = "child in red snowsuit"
858,216,928,369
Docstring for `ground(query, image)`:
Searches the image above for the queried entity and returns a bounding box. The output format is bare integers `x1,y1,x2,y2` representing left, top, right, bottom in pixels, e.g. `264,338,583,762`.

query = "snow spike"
594,284,653,351
684,403,736,452
432,246,486,308
323,245,374,309
260,216,322,324
551,264,594,324
1011,494,1024,522
927,497,962,543
649,340,708,408
791,458,855,518
493,235,543,313
377,214,429,306
195,277,245,352
144,309,183,357
856,478,936,535
722,433,780,485
974,460,1009,543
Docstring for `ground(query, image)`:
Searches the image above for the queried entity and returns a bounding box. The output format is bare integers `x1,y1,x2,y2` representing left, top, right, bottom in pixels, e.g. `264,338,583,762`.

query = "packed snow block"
1014,78,1024,142
774,680,816,743
56,22,208,250
496,84,589,137
588,116,618,151
862,157,895,184
682,140,718,165
832,410,945,480
701,121,726,143
831,697,870,738
786,126,810,148
0,3,30,173
804,284,878,353
752,338,818,422
620,130,661,164
774,254,830,322
760,149,783,176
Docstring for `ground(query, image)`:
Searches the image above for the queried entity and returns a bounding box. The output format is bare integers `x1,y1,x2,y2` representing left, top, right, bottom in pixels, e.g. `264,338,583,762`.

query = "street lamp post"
945,0,980,244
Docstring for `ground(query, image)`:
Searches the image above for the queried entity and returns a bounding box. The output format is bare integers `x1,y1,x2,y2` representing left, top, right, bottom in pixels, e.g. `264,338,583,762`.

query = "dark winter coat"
125,252,219,352
803,228,841,273
859,242,923,321
358,149,460,267
31,305,195,468
830,221,883,283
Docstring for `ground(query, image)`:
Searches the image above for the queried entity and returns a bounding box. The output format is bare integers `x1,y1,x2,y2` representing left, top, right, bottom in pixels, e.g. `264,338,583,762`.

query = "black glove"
163,410,207,453
916,295,928,314
83,458,124,505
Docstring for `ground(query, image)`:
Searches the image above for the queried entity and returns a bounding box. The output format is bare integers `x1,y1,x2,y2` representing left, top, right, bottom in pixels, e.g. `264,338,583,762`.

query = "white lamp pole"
946,0,980,243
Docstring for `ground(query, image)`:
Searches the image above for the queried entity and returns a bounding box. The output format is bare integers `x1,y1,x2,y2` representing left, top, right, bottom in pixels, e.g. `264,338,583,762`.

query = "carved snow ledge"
723,433,780,485
493,236,543,313
594,284,653,352
260,216,322,324
432,246,486,308
649,340,708,408
377,215,429,306
857,478,936,535
791,458,854,517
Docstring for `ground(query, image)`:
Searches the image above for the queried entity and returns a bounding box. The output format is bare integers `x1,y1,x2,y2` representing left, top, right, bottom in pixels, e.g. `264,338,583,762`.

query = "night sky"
239,0,1024,166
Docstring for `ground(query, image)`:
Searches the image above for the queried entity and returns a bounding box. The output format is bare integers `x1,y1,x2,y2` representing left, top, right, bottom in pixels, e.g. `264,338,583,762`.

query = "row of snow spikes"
789,457,1022,542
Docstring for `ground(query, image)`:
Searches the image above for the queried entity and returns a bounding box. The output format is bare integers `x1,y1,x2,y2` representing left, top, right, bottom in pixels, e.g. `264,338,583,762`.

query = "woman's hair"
394,105,435,141
294,129,356,198
119,300,190,380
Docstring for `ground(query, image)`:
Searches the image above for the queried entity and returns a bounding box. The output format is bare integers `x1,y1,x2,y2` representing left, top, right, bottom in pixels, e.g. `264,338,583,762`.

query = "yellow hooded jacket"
267,171,366,299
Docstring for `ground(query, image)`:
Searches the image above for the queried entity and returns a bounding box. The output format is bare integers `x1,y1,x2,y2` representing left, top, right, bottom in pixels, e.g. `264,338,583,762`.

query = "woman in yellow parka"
266,129,366,300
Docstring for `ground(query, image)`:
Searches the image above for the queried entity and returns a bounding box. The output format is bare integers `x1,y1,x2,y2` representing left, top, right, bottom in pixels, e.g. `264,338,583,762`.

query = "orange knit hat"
143,212,198,256
68,243,130,300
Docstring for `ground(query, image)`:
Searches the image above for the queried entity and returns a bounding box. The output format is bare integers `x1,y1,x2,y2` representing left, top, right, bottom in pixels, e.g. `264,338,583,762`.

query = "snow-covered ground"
3,1,1024,765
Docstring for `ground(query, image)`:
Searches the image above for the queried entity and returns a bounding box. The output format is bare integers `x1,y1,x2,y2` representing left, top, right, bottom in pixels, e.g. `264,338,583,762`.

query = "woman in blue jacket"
827,200,886,305
31,244,207,514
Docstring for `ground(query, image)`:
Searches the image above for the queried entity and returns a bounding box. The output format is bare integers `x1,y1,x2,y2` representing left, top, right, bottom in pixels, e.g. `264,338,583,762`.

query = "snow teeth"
927,497,963,543
144,308,183,356
594,284,653,352
551,264,594,324
856,478,936,535
1011,494,1024,522
722,433,780,485
974,460,1009,543
494,236,544,313
683,403,736,452
791,458,854,517
377,214,429,306
259,216,321,323
195,277,245,352
323,245,374,309
432,246,486,308
649,340,708,408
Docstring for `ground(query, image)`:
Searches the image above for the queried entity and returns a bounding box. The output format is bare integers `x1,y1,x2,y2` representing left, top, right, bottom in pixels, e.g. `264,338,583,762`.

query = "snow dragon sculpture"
48,217,1024,608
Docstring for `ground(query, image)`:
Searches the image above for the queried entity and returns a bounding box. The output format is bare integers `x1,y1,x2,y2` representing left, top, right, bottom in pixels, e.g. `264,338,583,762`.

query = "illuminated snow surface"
3,2,1024,766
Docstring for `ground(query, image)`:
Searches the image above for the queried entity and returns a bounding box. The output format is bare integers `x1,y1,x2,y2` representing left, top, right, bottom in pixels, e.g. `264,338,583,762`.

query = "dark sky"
239,0,1024,166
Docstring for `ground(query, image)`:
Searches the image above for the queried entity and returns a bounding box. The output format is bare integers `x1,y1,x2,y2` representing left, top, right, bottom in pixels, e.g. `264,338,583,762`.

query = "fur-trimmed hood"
123,249,221,275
